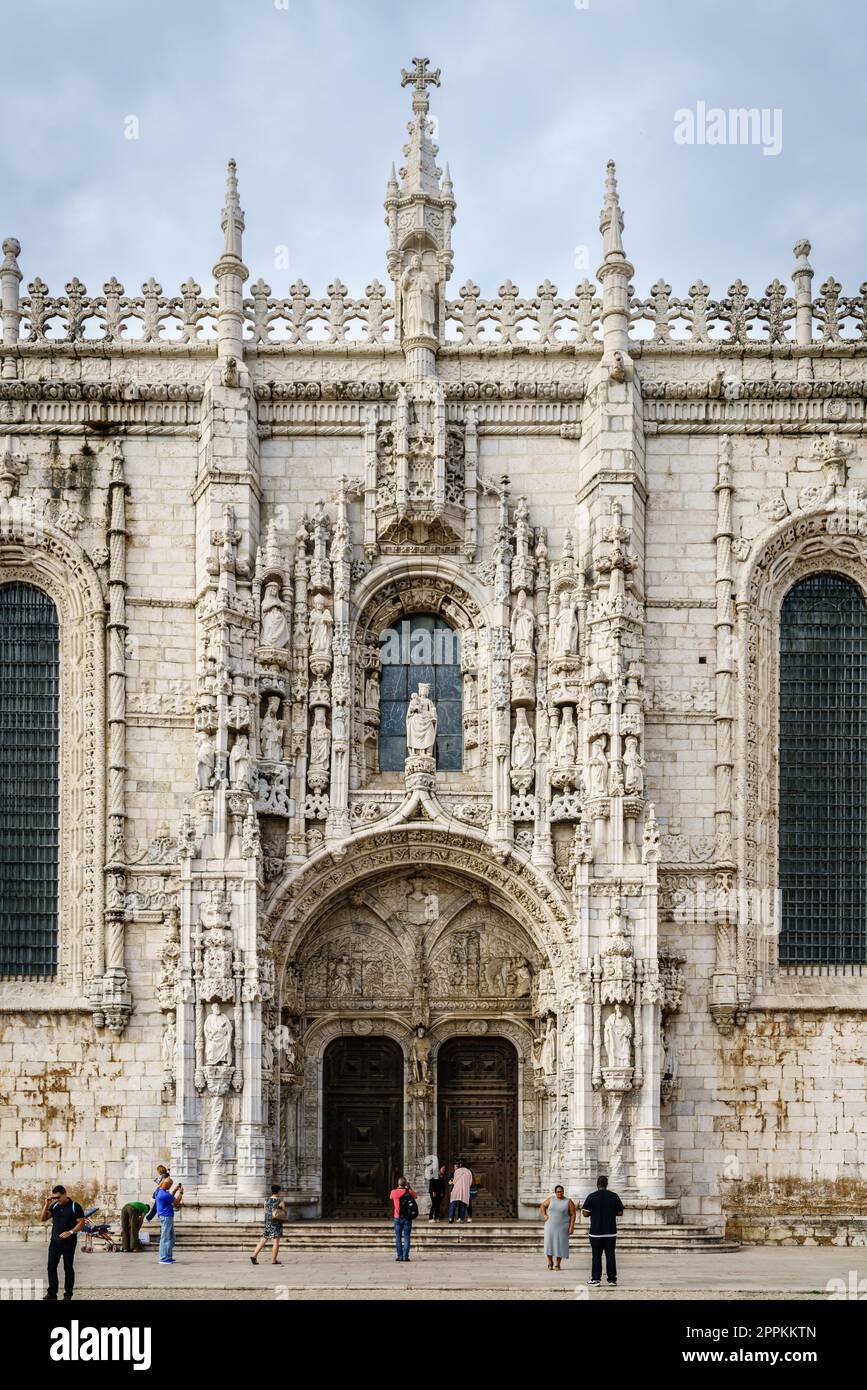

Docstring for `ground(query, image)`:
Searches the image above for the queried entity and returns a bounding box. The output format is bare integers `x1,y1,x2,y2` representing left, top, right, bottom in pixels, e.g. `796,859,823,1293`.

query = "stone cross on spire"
401,57,441,108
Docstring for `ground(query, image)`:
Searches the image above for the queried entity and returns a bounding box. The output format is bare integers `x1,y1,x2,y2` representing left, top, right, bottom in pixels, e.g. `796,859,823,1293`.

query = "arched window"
779,573,867,965
378,613,462,772
0,583,60,977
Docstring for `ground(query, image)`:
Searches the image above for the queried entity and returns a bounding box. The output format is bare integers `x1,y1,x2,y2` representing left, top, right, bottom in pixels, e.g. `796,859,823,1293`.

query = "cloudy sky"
2,0,864,306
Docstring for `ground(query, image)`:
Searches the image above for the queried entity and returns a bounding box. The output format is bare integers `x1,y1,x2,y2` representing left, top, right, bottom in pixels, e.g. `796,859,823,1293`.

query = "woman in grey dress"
540,1185,576,1270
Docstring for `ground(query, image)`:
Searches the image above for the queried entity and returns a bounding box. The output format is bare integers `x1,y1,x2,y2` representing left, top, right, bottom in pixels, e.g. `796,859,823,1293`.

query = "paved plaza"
4,1242,866,1301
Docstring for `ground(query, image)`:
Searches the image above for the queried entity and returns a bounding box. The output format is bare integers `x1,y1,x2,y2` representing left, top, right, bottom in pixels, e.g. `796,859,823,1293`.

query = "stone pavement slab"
3,1243,866,1300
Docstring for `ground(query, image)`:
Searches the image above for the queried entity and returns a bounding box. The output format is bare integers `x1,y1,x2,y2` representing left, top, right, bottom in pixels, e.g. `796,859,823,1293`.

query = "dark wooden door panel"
323,1037,403,1218
437,1038,518,1218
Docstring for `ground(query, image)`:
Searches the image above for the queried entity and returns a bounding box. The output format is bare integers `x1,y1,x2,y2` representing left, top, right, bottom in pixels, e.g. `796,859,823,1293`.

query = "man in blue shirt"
154,1176,184,1264
581,1175,625,1286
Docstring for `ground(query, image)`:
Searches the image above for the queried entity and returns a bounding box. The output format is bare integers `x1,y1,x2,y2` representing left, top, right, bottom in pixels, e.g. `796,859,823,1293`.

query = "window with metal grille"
779,573,867,964
379,614,462,772
0,582,59,977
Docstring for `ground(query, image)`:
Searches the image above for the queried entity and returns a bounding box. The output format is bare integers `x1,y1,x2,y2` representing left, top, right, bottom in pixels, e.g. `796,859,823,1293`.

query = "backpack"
399,1192,419,1220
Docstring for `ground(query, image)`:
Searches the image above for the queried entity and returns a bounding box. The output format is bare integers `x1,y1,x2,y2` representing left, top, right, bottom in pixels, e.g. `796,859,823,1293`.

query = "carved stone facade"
2,63,867,1237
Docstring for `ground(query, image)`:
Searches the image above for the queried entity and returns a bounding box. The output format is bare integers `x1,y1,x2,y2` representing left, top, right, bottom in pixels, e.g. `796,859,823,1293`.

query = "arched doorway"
322,1036,404,1218
437,1037,518,1219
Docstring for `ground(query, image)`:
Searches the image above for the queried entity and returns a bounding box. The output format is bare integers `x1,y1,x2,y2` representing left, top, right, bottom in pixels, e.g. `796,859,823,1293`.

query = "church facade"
2,60,866,1241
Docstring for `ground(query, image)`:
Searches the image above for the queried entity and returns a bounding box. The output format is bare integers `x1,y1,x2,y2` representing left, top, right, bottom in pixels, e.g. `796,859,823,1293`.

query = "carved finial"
220,158,245,261
599,159,625,261
398,59,443,196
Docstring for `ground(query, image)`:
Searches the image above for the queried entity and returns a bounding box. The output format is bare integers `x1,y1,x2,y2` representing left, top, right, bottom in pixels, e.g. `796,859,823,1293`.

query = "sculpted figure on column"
555,707,578,765
308,594,334,664
229,733,253,789
400,253,436,340
603,1002,633,1068
406,682,438,756
589,738,609,797
510,589,534,653
260,581,289,649
622,735,644,795
553,592,577,657
204,1003,233,1067
260,696,284,762
511,708,536,775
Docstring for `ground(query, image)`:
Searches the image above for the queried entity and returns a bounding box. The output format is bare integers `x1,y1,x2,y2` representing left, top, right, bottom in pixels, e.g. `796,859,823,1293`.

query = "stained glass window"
0,583,60,977
779,573,867,964
379,613,462,772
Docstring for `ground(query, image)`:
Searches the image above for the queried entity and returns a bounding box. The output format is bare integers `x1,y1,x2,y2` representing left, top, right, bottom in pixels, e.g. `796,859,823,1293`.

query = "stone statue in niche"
204,1003,233,1066
196,732,215,791
540,1014,557,1073
510,589,534,652
622,735,644,795
400,253,436,340
589,738,609,797
553,592,577,657
260,696,284,762
276,1023,304,1081
308,594,334,666
555,707,578,765
308,708,331,782
229,733,253,789
603,1003,633,1068
260,581,289,649
161,1013,177,1078
410,1025,432,1084
405,876,438,925
511,708,535,781
365,670,380,715
406,683,438,756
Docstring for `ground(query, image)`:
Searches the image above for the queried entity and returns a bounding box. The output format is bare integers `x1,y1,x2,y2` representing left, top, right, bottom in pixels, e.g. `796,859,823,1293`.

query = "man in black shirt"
428,1164,447,1220
40,1185,85,1300
581,1175,624,1286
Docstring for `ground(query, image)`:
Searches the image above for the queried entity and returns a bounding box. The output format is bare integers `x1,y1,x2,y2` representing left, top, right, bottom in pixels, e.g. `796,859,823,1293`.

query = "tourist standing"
145,1165,171,1222
388,1177,418,1262
120,1199,150,1252
428,1164,447,1221
40,1186,85,1301
250,1184,286,1265
448,1160,473,1224
154,1175,184,1265
581,1175,624,1286
540,1184,576,1271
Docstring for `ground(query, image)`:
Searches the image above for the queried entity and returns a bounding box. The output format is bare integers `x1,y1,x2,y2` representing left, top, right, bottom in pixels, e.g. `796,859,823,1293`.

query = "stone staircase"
174,1219,739,1253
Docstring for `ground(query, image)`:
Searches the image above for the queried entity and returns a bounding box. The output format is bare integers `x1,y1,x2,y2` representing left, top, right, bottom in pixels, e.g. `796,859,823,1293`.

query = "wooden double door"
437,1037,518,1219
322,1036,404,1218
321,1034,519,1219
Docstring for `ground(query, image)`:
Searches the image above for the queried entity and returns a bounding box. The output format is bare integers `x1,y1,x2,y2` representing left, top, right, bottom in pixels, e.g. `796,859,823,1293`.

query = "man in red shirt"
388,1176,418,1262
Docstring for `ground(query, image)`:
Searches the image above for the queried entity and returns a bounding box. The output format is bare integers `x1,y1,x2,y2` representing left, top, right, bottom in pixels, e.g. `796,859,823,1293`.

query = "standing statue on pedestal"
260,696,284,762
511,708,536,778
260,581,289,649
406,683,438,757
229,733,252,790
603,1003,633,1068
196,732,215,791
410,1025,432,1084
308,595,334,665
510,589,534,652
204,1003,233,1067
555,707,578,766
622,735,644,795
400,254,436,340
553,593,577,657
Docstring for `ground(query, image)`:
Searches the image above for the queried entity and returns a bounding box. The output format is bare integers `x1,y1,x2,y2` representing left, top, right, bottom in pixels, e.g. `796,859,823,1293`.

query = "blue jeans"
449,1200,467,1222
393,1217,412,1260
159,1211,175,1261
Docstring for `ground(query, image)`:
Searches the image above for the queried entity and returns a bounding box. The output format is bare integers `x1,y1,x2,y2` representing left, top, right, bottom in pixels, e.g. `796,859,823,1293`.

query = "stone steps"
174,1221,739,1253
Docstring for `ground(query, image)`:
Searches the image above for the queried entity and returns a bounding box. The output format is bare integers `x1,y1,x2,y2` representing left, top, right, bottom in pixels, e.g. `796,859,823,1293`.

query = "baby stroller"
80,1207,117,1253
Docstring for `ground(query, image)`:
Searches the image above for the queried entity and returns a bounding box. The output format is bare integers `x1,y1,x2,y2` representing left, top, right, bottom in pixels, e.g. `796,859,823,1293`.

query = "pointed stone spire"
213,160,249,361
596,160,634,359
399,57,442,196
220,158,245,262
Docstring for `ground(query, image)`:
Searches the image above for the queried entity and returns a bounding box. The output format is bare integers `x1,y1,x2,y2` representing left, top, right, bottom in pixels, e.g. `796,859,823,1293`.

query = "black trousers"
121,1205,144,1251
590,1236,617,1283
429,1193,443,1220
47,1236,77,1297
